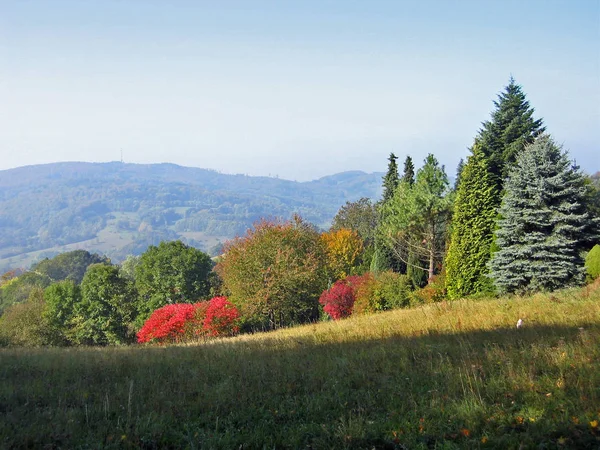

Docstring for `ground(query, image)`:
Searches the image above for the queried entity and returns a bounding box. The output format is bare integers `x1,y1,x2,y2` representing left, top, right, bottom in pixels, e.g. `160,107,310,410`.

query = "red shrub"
137,297,240,344
319,280,356,320
203,296,240,337
136,303,204,344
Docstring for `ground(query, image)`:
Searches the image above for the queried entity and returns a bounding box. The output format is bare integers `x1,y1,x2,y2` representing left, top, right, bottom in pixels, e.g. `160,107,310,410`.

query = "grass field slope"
1,282,599,449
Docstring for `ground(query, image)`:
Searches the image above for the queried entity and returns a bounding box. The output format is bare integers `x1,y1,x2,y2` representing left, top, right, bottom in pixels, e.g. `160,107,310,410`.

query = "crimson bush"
137,303,203,344
319,280,356,320
137,297,240,344
203,296,240,337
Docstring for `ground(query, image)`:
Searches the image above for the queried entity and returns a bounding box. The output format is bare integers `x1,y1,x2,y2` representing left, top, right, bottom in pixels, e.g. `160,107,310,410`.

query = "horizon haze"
2,0,599,180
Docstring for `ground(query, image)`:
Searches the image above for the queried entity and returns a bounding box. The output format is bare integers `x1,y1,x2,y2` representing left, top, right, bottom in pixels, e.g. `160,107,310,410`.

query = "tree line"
1,78,599,346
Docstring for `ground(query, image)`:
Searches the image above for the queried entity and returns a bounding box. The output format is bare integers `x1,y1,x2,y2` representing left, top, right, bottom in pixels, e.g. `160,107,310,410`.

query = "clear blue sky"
1,0,598,180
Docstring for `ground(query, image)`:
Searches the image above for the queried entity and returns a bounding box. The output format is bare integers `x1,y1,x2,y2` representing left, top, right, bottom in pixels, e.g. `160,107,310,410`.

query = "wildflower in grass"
590,420,598,428
460,428,470,437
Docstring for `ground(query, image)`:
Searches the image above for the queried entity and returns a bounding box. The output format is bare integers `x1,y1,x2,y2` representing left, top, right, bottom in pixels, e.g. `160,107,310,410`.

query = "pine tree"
454,158,464,190
382,153,399,202
479,77,545,181
489,136,598,294
381,154,452,282
445,145,499,298
372,152,403,273
445,78,544,297
401,156,415,186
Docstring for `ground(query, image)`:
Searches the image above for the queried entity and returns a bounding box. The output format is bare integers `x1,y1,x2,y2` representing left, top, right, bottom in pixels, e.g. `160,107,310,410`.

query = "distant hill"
0,162,383,272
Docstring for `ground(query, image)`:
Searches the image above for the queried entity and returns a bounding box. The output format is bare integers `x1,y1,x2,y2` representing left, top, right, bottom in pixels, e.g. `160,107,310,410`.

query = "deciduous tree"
216,217,328,330
135,240,213,322
321,228,364,280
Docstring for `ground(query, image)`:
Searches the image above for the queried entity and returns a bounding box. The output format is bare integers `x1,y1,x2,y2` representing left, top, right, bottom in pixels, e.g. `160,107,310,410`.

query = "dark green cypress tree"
489,136,599,294
382,153,399,202
445,78,544,297
445,145,499,298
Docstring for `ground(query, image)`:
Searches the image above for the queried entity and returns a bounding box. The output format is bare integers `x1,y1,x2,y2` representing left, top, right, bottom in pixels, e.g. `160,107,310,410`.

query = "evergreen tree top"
402,155,415,186
381,152,400,203
476,78,545,180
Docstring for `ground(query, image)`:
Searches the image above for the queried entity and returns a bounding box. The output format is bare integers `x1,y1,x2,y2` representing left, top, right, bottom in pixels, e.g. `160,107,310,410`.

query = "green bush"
0,289,54,346
353,271,413,314
586,244,600,282
376,271,412,309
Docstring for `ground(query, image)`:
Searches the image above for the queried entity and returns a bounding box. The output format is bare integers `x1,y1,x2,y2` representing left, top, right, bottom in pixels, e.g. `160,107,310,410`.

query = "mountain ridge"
0,162,384,272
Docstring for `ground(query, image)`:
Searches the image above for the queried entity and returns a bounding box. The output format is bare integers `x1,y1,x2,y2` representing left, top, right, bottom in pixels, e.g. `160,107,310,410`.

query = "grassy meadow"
2,282,600,449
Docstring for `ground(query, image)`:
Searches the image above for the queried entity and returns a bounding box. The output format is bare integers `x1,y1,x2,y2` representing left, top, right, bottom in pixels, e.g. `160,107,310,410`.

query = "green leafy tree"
32,250,109,284
216,217,328,330
381,154,453,282
489,136,599,294
135,240,213,322
331,198,378,273
0,271,52,315
76,263,137,345
445,145,500,298
331,198,378,245
0,288,53,346
120,254,141,280
43,279,82,345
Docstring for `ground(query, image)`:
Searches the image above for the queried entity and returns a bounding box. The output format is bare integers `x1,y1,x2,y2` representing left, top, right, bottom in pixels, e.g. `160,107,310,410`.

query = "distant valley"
0,162,383,272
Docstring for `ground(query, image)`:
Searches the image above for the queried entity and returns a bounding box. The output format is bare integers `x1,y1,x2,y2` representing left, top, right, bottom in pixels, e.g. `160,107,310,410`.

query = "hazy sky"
1,0,599,181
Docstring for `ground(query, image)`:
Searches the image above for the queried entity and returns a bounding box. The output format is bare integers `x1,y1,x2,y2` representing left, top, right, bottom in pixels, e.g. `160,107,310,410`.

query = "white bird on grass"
516,318,523,329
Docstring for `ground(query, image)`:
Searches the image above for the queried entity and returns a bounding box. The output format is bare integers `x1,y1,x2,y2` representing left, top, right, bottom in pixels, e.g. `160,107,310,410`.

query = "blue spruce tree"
489,136,599,294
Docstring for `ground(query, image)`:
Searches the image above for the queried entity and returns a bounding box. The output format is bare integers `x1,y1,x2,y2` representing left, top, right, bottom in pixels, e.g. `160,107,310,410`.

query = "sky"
1,0,599,181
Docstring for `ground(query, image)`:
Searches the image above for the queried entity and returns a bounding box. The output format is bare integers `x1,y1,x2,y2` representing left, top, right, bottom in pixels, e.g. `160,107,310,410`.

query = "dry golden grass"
1,281,599,449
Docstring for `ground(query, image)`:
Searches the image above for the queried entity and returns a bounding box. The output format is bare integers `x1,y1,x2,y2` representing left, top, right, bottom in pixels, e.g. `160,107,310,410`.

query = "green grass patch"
2,284,600,449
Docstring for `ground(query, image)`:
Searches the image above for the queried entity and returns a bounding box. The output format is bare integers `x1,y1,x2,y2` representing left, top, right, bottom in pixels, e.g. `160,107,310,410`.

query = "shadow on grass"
1,322,599,449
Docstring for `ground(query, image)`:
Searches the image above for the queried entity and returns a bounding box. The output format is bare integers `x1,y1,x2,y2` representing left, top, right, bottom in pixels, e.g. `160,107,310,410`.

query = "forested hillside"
0,163,383,272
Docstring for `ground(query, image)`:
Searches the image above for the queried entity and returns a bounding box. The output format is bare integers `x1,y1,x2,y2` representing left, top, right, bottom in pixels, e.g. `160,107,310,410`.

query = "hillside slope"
0,162,383,271
1,283,599,448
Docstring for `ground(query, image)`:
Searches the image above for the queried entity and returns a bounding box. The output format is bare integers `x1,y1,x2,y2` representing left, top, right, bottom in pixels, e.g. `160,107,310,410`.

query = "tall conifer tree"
445,145,499,298
372,153,403,273
478,77,545,181
401,156,415,186
445,78,544,297
382,153,400,202
489,136,598,294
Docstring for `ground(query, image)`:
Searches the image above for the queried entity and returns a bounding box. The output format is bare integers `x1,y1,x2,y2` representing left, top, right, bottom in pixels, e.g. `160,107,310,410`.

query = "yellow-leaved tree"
321,228,364,280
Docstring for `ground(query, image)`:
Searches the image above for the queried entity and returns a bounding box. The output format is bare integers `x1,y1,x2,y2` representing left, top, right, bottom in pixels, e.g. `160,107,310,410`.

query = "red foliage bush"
137,297,240,344
319,280,356,320
137,303,204,344
203,296,240,337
